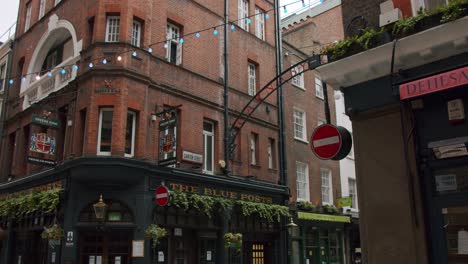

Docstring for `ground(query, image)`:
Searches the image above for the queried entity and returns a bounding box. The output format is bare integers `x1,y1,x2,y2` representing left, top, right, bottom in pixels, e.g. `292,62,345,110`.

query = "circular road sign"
155,185,170,206
311,124,352,160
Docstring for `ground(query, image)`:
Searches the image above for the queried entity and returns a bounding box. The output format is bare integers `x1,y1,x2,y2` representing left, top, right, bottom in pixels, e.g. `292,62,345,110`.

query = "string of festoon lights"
5,0,321,86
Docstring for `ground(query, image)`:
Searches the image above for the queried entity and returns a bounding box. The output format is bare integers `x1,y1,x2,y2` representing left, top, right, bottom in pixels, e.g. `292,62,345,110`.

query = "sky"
0,0,314,42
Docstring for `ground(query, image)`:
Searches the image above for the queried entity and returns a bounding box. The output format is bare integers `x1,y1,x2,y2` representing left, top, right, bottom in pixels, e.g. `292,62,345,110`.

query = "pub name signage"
400,66,468,100
169,183,274,204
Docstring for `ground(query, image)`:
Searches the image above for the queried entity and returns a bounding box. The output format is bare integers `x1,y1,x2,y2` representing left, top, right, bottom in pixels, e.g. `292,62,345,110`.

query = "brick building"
280,1,358,263
317,0,468,263
0,0,294,263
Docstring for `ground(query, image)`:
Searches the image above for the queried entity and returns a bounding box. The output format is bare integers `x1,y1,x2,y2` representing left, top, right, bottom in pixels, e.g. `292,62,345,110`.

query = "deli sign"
400,66,468,100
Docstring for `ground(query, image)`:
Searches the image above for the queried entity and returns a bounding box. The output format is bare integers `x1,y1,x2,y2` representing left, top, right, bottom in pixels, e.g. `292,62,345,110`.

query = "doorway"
78,231,131,264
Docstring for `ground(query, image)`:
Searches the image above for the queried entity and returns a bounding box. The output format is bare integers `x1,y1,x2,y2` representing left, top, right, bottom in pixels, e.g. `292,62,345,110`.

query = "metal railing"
0,22,16,44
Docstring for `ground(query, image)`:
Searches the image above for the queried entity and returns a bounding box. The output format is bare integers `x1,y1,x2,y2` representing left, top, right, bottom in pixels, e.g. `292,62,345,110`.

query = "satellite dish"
346,16,368,37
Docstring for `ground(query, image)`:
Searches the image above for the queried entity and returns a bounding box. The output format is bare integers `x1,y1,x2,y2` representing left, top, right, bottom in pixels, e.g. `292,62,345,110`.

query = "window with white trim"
349,178,358,209
0,64,6,92
97,108,113,156
248,63,256,96
293,109,307,141
315,75,324,99
131,20,142,47
250,133,258,165
321,168,333,204
238,0,249,31
166,23,182,65
105,16,120,42
268,138,276,169
296,161,310,201
39,0,46,19
24,3,32,32
291,64,305,89
203,121,214,174
255,7,265,40
125,111,136,157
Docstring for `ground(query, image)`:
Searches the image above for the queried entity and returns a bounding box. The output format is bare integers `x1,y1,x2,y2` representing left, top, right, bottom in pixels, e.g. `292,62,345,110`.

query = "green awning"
298,212,350,223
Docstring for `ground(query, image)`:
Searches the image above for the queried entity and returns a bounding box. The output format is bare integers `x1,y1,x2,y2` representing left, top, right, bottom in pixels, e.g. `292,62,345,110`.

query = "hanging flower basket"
224,233,242,253
145,224,167,248
41,224,64,241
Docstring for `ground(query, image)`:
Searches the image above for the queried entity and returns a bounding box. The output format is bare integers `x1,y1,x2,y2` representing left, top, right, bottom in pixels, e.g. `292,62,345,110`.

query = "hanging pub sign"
27,113,58,167
30,133,56,155
158,107,180,167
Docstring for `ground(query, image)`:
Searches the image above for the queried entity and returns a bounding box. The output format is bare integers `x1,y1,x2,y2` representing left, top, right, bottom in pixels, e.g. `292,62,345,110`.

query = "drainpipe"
223,0,230,175
323,82,331,124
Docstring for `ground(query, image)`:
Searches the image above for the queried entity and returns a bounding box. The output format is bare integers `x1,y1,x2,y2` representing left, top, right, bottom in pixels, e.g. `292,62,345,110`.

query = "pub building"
317,14,468,264
0,0,292,263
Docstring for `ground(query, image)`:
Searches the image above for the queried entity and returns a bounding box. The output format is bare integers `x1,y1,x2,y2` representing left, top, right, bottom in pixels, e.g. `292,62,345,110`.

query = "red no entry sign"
155,185,169,206
311,124,352,160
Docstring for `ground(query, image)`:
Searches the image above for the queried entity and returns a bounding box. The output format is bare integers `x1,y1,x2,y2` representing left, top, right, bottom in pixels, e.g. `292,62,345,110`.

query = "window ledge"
268,168,278,173
315,95,324,100
293,84,306,91
250,164,261,169
294,137,309,144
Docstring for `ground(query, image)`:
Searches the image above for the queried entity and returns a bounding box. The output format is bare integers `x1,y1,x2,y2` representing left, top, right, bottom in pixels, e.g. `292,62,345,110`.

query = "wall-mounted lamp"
93,194,108,220
151,113,157,122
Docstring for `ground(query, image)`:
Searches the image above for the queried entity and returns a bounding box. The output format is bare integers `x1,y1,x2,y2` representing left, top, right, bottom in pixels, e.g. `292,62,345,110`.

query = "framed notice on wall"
132,240,144,257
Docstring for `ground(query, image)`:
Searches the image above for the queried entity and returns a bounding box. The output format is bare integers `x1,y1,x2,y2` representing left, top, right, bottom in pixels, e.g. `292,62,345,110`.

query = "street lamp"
287,217,299,237
93,194,108,220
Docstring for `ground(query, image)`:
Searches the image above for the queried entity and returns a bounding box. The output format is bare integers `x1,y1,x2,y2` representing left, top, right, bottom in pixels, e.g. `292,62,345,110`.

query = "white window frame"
39,0,46,19
315,75,324,99
25,3,32,32
293,108,307,141
348,178,358,209
248,63,256,96
124,111,136,158
291,64,305,89
105,16,120,43
203,121,214,175
250,133,257,165
321,168,333,205
166,23,182,65
296,161,310,201
268,138,274,169
131,20,142,47
0,63,6,92
55,0,61,6
97,108,113,156
255,7,265,40
238,0,249,31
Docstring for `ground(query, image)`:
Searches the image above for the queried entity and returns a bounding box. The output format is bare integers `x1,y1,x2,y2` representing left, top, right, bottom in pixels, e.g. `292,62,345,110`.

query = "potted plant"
224,232,243,253
392,16,419,38
41,224,64,247
440,0,468,23
145,224,167,248
358,28,392,49
297,201,316,212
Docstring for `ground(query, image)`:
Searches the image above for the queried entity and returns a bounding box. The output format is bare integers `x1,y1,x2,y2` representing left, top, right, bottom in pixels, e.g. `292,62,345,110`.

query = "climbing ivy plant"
0,188,62,219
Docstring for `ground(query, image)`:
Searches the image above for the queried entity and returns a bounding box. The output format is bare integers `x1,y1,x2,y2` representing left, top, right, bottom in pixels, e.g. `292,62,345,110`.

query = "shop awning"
298,212,351,223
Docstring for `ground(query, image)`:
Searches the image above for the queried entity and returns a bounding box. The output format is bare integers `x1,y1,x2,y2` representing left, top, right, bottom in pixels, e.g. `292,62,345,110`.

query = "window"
252,244,265,263
248,63,256,96
166,23,182,65
125,111,136,157
24,3,32,32
131,20,141,47
268,138,276,169
293,109,307,141
238,0,249,31
291,64,305,89
296,161,310,201
315,75,324,99
105,16,120,42
41,43,64,75
39,0,46,19
203,121,214,174
349,178,358,209
97,108,113,155
0,64,6,91
250,133,258,165
321,168,333,204
255,7,265,40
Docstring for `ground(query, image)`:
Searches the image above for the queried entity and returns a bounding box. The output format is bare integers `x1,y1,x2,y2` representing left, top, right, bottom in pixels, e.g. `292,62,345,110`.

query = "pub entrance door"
78,231,131,264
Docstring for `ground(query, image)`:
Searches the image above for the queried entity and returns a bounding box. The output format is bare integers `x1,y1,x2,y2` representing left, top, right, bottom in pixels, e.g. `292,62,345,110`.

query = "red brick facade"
1,0,282,183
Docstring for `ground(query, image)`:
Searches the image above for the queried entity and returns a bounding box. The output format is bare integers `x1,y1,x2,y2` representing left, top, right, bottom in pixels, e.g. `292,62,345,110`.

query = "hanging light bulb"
35,75,41,81
164,43,168,49
22,77,26,83
283,6,288,13
47,72,53,77
230,24,235,31
179,38,184,44
61,68,66,75
148,47,153,53
265,14,270,19
247,18,251,24
132,51,137,57
117,56,122,61
89,62,94,68
9,80,14,85
102,58,107,64
213,28,218,36
73,65,78,71
196,32,201,38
